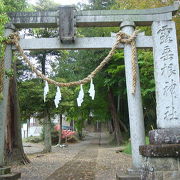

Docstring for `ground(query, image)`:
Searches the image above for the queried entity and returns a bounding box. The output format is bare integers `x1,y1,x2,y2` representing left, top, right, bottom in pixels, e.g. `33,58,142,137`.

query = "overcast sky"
29,0,89,5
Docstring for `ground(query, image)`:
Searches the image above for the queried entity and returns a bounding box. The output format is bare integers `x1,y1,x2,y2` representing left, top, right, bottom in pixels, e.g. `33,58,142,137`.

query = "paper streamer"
44,81,49,102
77,84,84,107
88,78,95,100
54,86,61,108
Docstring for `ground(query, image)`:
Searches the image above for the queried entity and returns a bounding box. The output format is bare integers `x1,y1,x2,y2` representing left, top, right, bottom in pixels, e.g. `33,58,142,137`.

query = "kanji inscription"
160,46,176,77
152,21,180,128
157,25,173,44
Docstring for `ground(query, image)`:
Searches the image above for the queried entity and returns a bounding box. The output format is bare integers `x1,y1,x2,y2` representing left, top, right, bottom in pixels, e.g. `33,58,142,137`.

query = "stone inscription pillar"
120,21,145,169
152,21,180,128
0,24,15,166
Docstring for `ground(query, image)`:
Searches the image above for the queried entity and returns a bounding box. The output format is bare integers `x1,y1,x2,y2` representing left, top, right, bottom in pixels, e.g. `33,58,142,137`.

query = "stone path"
46,134,100,180
12,132,132,180
46,146,98,180
46,133,131,180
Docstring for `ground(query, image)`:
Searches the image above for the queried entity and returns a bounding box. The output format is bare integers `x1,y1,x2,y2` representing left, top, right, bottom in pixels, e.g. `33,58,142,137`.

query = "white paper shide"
88,78,95,100
44,81,49,102
77,84,84,107
54,86,62,108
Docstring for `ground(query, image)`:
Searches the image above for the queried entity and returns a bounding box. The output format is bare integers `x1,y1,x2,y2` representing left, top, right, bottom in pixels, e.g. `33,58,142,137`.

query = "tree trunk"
108,119,113,134
43,111,52,153
27,119,30,138
71,120,75,131
58,114,63,145
5,62,30,165
41,52,52,152
77,117,83,140
117,95,128,133
107,88,123,145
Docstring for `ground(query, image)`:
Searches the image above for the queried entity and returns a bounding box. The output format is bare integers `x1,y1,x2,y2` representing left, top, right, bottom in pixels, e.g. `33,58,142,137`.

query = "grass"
123,136,149,155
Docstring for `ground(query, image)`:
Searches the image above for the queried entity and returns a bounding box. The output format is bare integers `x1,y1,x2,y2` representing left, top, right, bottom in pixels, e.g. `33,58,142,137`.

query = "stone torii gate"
0,1,180,179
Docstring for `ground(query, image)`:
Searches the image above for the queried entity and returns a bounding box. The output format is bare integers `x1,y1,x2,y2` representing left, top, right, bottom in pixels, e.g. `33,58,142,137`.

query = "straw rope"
0,57,4,94
6,30,139,93
131,39,138,94
0,44,6,100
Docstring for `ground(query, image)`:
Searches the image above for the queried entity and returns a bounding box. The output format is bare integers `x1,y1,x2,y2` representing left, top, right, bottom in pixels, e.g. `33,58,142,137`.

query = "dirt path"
46,146,98,180
46,134,100,180
95,134,131,180
46,133,131,180
12,132,132,180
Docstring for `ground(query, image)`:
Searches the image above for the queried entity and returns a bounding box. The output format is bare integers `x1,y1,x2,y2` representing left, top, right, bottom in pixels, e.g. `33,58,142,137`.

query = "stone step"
0,172,21,180
139,144,180,157
116,174,141,180
0,167,11,175
127,168,142,176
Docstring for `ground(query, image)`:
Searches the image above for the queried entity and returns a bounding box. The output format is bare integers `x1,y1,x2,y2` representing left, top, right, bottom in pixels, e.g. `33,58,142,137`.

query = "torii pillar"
0,24,22,180
120,21,145,170
0,24,15,167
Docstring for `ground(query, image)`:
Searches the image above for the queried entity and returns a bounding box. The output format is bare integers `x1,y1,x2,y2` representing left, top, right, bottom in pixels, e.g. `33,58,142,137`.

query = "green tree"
22,0,61,153
112,0,178,131
88,0,115,10
0,0,30,165
55,0,126,144
63,0,179,144
114,0,173,9
18,0,74,152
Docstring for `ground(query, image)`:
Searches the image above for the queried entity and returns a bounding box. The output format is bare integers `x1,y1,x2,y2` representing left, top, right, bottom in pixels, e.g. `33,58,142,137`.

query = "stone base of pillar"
139,144,180,157
0,166,21,180
139,128,180,180
137,157,180,180
116,173,141,180
149,128,180,144
127,168,142,175
116,168,143,180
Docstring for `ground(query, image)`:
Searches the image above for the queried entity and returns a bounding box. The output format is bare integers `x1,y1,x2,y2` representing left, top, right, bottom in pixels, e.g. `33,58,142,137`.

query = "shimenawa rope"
0,57,4,95
6,30,139,94
0,44,6,100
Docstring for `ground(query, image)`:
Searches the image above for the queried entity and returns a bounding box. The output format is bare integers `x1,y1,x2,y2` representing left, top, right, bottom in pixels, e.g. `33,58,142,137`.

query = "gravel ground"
12,132,132,180
95,134,132,180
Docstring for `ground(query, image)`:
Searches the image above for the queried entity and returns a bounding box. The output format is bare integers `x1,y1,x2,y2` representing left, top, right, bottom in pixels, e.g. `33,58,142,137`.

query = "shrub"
24,136,43,143
123,136,149,155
